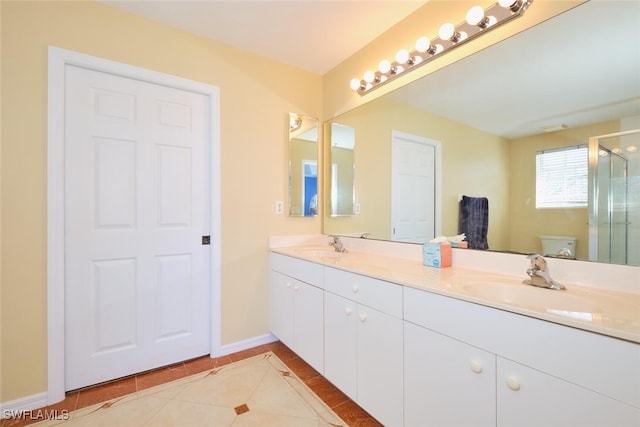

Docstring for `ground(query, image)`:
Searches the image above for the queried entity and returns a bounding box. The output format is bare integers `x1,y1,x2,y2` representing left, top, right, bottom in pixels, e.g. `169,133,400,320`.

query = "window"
536,145,588,208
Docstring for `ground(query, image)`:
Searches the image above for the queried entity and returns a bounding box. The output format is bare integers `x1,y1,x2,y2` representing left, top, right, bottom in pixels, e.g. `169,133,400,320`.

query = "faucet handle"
524,254,565,290
526,253,547,270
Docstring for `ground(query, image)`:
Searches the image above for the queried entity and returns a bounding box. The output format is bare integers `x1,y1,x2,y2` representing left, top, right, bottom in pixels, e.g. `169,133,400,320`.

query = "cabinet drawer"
404,286,640,409
270,252,324,287
324,267,402,318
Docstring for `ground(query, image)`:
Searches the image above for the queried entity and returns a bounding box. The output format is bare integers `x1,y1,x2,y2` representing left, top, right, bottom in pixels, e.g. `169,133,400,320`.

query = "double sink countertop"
271,244,640,344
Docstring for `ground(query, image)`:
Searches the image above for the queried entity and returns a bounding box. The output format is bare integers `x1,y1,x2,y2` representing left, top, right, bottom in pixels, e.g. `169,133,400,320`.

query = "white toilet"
540,235,577,257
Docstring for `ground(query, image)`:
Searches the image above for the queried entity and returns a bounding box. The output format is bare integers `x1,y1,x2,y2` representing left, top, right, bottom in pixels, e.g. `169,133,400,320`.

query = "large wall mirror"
324,1,640,266
289,113,319,216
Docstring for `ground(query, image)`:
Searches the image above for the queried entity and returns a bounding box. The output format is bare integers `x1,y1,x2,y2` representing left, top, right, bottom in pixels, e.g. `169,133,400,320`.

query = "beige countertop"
271,245,640,344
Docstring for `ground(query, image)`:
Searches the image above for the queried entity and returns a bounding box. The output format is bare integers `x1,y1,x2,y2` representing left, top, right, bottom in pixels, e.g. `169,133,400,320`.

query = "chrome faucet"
328,235,348,253
523,254,565,290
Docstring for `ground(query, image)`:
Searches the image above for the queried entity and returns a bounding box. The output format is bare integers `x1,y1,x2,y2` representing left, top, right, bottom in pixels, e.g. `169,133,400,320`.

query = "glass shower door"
594,145,627,263
589,129,639,265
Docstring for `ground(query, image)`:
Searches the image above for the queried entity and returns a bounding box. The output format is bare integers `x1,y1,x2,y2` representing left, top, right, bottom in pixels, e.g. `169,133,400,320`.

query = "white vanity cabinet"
323,267,404,427
404,286,640,427
269,253,324,373
404,321,496,427
497,357,640,427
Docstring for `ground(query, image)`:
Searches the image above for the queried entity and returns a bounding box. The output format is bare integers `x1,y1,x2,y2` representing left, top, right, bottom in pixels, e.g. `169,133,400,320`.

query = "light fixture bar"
351,0,533,95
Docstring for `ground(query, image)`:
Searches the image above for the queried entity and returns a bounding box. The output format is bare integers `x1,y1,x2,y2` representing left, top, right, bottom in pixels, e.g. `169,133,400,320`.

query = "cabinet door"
357,304,403,427
324,292,357,400
498,358,640,427
404,321,496,427
269,270,294,347
293,280,324,374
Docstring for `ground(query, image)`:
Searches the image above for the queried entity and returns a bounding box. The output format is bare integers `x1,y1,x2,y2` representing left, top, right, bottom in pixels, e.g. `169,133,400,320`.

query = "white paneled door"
391,131,441,243
64,65,210,391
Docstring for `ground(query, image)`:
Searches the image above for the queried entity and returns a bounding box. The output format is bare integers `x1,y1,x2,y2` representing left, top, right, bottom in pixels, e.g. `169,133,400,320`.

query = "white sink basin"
459,282,602,314
299,248,345,258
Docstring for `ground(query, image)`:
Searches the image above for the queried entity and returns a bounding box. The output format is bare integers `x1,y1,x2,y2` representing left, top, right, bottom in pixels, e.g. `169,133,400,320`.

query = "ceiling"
99,0,427,75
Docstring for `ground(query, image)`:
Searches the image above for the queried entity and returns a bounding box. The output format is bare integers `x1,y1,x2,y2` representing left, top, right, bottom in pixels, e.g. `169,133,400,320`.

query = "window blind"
536,145,588,208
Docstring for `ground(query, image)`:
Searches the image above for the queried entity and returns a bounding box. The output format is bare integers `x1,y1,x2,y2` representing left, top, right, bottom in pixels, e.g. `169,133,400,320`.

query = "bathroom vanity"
269,236,640,427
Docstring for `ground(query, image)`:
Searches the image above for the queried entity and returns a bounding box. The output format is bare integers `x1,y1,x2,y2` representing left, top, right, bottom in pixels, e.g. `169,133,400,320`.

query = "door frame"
47,46,221,404
302,159,317,216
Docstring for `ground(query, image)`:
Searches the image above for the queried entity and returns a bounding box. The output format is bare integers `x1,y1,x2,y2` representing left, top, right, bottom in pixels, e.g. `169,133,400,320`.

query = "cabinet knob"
506,376,521,391
285,282,292,288
293,285,300,291
352,284,359,293
344,307,353,316
359,313,367,322
470,360,483,374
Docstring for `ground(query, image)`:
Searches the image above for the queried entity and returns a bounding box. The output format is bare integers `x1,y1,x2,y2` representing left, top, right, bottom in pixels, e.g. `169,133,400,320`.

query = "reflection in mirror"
323,1,640,265
288,113,318,217
588,129,640,265
329,123,355,216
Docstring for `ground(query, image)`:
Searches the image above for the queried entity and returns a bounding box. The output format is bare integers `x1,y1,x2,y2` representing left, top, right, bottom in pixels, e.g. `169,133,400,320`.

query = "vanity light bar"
350,0,534,95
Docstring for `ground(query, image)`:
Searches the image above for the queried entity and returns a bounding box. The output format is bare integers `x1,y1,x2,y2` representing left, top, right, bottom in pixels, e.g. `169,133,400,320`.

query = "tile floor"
1,341,381,427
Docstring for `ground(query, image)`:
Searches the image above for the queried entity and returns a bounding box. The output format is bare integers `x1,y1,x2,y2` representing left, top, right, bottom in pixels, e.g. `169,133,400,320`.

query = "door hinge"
202,235,211,245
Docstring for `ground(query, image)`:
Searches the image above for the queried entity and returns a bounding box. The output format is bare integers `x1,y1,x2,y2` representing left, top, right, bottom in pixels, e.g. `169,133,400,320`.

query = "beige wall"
0,1,321,402
324,97,511,249
509,120,621,259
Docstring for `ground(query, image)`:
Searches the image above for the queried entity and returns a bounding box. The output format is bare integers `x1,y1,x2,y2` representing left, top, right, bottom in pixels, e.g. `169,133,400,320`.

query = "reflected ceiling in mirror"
323,1,640,266
388,1,639,139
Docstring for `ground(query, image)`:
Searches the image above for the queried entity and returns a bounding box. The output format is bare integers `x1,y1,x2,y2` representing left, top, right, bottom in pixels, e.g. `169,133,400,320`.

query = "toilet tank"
540,235,576,257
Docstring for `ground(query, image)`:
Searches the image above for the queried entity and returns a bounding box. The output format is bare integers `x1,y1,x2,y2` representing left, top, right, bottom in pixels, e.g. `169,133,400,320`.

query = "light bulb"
627,145,638,153
438,23,456,41
349,78,362,91
499,0,521,11
379,60,391,74
363,70,375,84
416,36,431,53
466,6,485,25
395,49,410,64
612,147,622,154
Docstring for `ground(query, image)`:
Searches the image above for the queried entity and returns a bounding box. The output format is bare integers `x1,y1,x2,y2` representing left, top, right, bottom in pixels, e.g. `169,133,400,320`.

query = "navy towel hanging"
459,196,489,250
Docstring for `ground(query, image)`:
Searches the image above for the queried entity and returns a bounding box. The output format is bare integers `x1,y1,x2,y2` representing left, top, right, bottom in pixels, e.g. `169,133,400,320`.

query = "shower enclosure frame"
588,129,638,264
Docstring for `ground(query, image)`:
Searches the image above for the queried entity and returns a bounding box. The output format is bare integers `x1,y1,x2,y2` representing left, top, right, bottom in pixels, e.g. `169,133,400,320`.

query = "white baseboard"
0,392,49,419
213,333,278,357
